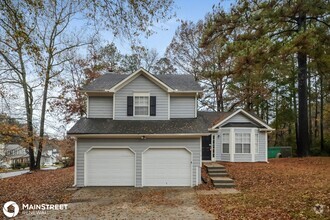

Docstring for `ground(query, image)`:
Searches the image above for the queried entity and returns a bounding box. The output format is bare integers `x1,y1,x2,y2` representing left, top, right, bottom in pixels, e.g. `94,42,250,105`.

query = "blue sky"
109,0,233,55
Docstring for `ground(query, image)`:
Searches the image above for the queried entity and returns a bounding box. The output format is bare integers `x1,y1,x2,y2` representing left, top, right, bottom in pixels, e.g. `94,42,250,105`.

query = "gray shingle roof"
82,73,202,92
68,112,225,135
155,75,202,91
83,74,128,91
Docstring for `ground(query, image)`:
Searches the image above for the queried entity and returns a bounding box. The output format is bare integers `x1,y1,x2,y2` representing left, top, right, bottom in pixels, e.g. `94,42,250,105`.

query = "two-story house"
68,68,273,187
1,144,29,167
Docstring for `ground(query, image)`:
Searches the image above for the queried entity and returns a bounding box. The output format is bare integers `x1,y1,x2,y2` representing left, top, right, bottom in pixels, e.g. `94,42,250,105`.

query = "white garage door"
86,148,135,186
143,148,191,186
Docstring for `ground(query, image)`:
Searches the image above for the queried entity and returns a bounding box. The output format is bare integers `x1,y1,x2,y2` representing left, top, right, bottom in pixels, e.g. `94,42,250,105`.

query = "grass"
198,157,330,219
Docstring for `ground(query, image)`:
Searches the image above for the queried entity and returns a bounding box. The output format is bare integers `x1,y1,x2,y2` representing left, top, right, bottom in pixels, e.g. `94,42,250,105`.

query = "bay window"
222,133,229,153
235,133,251,153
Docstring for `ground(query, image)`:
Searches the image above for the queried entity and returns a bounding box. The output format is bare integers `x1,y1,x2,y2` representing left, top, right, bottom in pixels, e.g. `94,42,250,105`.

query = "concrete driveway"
23,187,215,219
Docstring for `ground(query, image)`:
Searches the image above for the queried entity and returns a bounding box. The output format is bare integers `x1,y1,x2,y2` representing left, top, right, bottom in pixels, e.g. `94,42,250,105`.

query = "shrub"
11,163,21,169
21,163,27,169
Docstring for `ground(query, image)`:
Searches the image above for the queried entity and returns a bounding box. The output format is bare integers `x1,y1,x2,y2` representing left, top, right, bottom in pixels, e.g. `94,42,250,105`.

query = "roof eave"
170,91,203,94
67,133,209,138
259,128,275,132
81,90,114,93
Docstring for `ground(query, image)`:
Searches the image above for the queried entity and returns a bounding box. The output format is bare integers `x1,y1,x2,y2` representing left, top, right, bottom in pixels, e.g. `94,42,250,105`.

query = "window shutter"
150,96,156,116
127,96,133,116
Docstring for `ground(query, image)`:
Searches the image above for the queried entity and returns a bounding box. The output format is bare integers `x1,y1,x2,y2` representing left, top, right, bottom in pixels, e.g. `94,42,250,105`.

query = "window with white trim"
255,133,259,153
222,133,229,154
235,133,251,153
134,93,149,116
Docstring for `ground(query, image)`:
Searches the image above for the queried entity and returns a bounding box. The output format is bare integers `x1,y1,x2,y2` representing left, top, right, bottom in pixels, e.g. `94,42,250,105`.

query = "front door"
202,135,212,160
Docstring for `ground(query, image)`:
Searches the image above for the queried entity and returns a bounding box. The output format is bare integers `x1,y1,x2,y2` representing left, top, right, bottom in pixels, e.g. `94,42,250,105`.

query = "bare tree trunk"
23,83,36,170
314,75,318,141
308,65,312,146
297,51,309,157
320,73,324,152
293,74,299,153
275,82,279,146
19,50,36,170
296,14,309,157
36,77,50,169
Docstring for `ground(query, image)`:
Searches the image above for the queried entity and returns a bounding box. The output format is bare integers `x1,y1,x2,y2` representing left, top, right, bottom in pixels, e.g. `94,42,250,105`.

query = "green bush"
21,163,27,169
11,163,21,169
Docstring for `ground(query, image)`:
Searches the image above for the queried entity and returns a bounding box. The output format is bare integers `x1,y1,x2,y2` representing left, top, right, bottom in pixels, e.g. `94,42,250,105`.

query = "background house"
0,144,29,168
0,142,61,168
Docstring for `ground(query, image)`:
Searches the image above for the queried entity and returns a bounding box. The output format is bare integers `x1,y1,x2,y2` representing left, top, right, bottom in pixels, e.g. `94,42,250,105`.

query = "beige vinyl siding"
170,96,196,118
114,75,168,120
76,138,201,187
88,96,113,118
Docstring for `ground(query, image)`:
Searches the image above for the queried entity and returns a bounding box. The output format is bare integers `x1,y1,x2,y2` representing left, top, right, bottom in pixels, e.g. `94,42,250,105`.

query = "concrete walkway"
0,169,30,179
41,166,58,170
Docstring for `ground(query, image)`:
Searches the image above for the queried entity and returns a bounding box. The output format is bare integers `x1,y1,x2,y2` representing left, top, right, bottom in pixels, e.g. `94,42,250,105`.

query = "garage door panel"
143,148,191,186
86,148,135,186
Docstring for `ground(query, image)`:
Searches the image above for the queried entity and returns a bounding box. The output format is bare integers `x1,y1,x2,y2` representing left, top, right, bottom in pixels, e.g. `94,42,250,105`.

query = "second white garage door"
143,148,191,186
86,148,135,186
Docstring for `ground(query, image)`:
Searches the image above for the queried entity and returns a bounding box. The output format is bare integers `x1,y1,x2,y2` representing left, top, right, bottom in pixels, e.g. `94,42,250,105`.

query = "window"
255,133,259,153
222,133,229,154
211,134,216,158
235,133,250,153
134,93,149,116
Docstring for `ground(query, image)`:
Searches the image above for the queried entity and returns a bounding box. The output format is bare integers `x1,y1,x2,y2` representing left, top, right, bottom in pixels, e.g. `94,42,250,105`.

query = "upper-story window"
134,93,149,116
127,93,156,117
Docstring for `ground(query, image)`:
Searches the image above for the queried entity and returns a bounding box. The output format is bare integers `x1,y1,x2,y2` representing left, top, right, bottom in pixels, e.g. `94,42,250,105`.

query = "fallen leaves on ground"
198,157,330,220
0,167,74,205
195,164,214,190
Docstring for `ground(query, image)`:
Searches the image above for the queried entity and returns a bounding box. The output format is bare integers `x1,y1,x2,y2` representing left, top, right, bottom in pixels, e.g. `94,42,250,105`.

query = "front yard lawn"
0,167,74,205
198,157,330,219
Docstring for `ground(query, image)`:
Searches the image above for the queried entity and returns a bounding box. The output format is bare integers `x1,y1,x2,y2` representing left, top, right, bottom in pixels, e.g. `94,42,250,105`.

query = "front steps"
204,163,235,188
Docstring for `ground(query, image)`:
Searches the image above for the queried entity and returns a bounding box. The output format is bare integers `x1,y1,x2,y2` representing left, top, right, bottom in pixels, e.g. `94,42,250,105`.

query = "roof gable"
109,68,173,92
211,109,273,130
